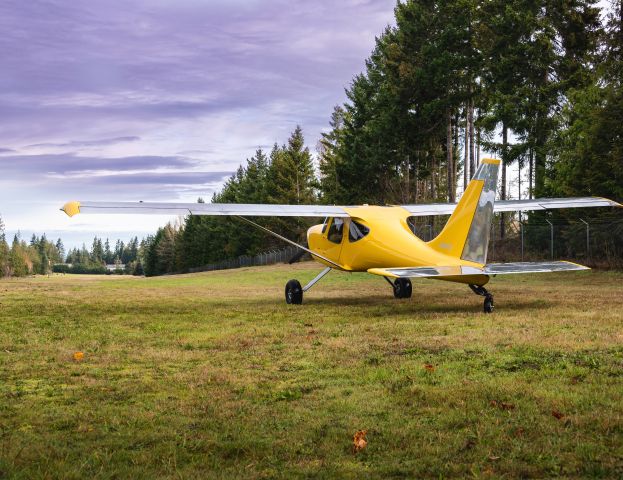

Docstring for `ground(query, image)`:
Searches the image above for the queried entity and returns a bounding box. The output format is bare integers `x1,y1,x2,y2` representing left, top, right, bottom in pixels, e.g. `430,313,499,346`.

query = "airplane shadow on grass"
245,294,551,314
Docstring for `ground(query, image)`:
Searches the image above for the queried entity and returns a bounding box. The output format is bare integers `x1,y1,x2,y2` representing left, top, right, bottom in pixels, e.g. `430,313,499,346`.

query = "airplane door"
319,217,345,263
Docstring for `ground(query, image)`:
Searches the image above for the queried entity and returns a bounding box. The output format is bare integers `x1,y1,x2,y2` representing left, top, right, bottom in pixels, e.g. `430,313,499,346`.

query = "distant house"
105,264,125,272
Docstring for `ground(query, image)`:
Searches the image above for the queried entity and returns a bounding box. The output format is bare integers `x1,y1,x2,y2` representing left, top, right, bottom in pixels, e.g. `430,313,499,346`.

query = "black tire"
483,295,494,314
285,279,303,305
393,278,412,299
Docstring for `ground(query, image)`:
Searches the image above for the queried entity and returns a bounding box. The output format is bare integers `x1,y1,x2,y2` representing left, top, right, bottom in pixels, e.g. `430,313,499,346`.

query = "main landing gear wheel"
285,279,303,305
483,295,494,313
393,278,412,299
469,284,494,313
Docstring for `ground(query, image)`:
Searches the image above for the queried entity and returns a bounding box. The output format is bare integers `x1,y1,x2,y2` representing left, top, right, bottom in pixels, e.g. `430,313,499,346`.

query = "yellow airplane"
61,159,620,312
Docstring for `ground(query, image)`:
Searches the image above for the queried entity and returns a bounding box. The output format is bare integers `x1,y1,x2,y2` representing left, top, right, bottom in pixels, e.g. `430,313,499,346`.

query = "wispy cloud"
26,136,140,149
0,153,199,176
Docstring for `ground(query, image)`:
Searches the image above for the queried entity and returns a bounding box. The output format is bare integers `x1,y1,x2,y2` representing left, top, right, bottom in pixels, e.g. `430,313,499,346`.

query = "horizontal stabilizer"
484,261,590,274
368,261,589,278
368,265,485,278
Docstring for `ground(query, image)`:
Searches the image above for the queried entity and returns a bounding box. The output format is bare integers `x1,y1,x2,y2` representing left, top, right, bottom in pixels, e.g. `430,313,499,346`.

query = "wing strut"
303,267,332,292
234,216,343,269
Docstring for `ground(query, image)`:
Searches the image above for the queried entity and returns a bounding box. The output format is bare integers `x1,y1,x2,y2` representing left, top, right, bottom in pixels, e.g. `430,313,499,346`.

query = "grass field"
1,263,622,479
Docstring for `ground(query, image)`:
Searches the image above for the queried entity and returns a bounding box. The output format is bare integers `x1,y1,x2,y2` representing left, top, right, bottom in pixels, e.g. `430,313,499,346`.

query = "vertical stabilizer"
427,159,500,265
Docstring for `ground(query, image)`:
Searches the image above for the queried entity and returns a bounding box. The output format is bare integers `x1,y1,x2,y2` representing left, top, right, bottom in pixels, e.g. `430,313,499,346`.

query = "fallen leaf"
490,400,515,410
552,410,565,420
353,429,367,453
513,427,525,437
73,351,84,362
424,363,435,372
461,438,476,451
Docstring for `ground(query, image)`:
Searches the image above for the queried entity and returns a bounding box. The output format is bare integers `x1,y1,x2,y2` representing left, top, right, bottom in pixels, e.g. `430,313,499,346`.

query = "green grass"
1,263,622,479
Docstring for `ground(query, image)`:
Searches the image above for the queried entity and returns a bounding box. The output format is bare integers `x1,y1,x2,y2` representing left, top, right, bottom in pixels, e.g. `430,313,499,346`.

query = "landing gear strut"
285,267,332,305
384,277,412,299
469,284,494,313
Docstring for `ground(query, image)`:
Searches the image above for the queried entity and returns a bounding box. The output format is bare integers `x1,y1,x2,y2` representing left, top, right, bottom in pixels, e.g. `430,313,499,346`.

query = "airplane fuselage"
307,206,489,285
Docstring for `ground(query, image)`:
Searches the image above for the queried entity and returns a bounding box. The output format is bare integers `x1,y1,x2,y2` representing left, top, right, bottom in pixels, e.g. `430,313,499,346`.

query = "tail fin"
427,159,500,265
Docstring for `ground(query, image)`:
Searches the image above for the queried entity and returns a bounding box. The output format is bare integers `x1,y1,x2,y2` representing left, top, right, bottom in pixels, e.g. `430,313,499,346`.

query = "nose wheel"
469,284,494,313
285,279,303,304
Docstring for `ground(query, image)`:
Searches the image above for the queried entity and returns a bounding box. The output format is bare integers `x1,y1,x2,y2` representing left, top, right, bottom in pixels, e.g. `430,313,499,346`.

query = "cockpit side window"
349,220,370,242
321,217,329,234
327,217,344,244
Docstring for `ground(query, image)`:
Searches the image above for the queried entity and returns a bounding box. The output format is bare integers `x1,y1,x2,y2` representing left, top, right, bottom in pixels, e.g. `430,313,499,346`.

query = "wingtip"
563,260,591,271
61,201,81,217
597,197,623,208
481,158,501,165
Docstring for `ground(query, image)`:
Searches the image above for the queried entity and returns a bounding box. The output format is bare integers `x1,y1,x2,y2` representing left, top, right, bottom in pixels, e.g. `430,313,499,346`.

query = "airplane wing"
60,201,349,218
61,197,620,218
368,261,589,278
401,197,621,216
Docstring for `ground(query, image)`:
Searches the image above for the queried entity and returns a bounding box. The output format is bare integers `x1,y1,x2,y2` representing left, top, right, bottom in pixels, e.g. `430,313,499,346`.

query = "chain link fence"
487,219,623,268
187,245,310,273
413,216,623,268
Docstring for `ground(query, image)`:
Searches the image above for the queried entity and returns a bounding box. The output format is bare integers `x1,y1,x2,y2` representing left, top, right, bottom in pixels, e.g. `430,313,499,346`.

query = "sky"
0,0,396,249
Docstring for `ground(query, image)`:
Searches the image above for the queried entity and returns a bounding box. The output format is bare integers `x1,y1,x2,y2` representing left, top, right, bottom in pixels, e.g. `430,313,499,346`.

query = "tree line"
60,237,144,274
0,215,144,277
0,220,65,277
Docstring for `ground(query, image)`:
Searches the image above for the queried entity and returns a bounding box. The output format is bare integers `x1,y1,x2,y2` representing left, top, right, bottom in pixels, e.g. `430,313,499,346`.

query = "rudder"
427,159,500,265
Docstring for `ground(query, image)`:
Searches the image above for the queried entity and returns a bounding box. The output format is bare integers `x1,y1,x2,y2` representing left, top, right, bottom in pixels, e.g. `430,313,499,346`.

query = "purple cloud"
0,153,199,175
0,0,394,142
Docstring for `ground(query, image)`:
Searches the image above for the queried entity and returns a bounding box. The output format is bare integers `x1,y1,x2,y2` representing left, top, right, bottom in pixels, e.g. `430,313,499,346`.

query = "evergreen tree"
10,234,29,277
269,126,317,205
55,238,65,262
114,240,124,262
104,238,112,264
318,106,347,204
0,215,9,277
